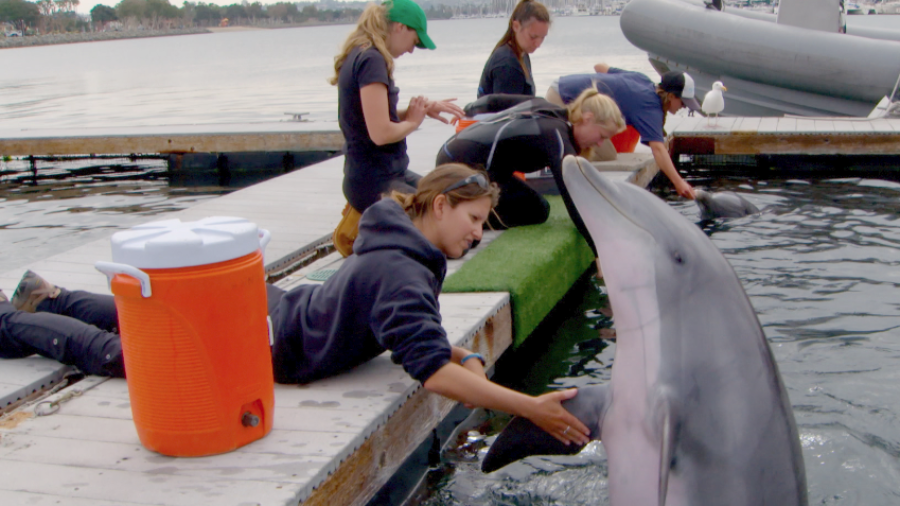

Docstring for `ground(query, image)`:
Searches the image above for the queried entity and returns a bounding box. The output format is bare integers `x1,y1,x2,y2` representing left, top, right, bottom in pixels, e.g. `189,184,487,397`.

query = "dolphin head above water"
482,156,807,506
694,189,760,220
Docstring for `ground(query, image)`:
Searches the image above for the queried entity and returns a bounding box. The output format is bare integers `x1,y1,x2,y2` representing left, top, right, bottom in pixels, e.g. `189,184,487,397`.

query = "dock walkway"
669,116,900,155
0,121,344,157
0,121,656,505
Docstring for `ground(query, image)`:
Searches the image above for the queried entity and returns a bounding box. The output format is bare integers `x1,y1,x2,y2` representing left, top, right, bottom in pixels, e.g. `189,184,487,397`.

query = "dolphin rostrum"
694,189,760,220
482,156,807,506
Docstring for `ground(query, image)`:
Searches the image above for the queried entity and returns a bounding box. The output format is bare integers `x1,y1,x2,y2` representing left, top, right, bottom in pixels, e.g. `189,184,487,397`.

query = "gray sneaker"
11,270,61,313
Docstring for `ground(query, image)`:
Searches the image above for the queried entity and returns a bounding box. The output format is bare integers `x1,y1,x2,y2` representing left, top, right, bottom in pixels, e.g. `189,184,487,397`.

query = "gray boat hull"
621,0,900,116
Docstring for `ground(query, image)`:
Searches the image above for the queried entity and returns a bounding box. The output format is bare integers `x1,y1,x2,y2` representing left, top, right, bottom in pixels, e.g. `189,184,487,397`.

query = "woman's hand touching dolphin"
525,388,592,445
424,364,591,446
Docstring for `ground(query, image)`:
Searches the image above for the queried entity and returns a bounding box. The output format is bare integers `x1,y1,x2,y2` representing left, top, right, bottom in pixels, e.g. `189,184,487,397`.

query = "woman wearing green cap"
329,0,464,251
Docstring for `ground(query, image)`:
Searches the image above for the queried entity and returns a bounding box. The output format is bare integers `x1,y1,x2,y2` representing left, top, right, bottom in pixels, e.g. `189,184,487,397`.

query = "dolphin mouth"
565,155,655,239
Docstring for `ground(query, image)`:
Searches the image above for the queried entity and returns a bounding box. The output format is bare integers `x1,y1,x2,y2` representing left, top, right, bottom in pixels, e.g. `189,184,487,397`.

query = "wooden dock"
0,120,658,506
669,116,900,156
0,121,344,157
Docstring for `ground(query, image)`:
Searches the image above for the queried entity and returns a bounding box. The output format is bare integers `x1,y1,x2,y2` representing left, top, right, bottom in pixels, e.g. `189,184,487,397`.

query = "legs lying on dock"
0,283,125,378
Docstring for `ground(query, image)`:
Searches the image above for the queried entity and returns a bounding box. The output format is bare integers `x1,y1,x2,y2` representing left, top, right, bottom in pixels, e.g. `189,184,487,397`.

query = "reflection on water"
415,175,900,506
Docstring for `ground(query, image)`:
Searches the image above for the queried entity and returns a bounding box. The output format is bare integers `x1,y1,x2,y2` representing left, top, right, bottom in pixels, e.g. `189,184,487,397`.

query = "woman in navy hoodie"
0,165,590,446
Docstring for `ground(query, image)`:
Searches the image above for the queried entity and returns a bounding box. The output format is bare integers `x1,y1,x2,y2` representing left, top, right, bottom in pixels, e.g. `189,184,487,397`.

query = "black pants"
0,289,125,377
0,284,288,379
343,169,421,212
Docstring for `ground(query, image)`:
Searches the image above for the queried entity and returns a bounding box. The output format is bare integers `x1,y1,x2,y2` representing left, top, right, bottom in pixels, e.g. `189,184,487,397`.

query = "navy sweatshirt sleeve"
369,262,451,383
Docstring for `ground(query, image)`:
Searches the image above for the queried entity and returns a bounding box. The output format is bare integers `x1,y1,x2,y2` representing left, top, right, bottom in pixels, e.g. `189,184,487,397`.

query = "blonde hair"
494,0,550,79
566,88,627,134
329,3,395,86
390,164,500,221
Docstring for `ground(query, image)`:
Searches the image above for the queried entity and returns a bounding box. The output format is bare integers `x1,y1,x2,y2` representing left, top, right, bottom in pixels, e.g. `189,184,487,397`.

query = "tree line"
0,0,456,34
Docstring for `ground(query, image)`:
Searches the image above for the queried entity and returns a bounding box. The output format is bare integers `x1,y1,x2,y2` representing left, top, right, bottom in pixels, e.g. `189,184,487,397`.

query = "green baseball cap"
384,0,435,50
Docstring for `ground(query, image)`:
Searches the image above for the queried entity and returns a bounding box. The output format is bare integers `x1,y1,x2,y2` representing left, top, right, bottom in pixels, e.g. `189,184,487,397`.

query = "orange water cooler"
95,216,274,457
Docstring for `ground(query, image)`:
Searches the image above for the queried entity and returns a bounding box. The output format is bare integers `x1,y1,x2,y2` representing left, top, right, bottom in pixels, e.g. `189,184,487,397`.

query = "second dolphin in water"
694,189,760,220
481,156,807,506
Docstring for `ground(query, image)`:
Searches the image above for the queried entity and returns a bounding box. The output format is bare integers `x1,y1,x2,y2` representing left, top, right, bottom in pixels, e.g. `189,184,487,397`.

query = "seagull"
702,81,727,126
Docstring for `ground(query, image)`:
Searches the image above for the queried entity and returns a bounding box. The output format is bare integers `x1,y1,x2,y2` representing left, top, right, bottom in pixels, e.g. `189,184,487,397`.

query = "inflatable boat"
620,0,900,116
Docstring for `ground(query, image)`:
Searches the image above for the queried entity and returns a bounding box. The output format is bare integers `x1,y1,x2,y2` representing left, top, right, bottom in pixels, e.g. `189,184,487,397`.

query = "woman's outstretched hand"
675,179,696,200
525,389,591,446
425,98,465,124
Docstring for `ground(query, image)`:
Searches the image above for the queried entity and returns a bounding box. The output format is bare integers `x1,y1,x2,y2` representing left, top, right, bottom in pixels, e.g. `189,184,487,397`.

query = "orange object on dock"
96,217,274,457
611,125,641,153
455,118,478,134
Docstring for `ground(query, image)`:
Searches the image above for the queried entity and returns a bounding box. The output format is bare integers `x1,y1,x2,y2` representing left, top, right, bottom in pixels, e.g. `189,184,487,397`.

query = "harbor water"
411,172,900,505
1,14,900,505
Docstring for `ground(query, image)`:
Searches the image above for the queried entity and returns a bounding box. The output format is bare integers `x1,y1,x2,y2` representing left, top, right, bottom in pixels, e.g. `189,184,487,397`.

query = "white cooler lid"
110,216,262,269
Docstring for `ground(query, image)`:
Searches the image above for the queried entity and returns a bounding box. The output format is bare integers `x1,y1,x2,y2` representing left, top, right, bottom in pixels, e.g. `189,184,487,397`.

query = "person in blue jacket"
546,64,699,199
0,165,590,446
477,0,551,97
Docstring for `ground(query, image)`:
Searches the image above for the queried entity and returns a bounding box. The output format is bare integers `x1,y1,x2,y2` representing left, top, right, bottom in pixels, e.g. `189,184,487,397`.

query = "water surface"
414,174,900,506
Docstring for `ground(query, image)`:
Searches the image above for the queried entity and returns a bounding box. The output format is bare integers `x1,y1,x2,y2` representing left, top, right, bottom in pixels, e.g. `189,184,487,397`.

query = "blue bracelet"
461,353,485,366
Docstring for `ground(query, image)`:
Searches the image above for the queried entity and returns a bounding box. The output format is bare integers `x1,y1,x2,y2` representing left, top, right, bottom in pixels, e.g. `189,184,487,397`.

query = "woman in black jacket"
477,0,550,98
0,165,590,446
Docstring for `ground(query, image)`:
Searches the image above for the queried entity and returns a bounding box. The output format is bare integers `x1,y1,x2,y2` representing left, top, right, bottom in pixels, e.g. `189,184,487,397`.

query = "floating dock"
0,122,344,157
0,121,658,505
669,116,900,156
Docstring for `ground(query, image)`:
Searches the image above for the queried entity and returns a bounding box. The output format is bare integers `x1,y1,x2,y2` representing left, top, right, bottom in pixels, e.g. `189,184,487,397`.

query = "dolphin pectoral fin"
481,385,610,473
480,416,582,473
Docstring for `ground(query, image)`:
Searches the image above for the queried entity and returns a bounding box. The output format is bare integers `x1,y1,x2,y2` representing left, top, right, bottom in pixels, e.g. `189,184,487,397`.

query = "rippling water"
414,174,900,506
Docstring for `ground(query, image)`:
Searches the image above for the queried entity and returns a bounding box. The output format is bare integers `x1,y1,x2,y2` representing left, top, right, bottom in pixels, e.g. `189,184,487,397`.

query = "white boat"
881,1,900,13
620,0,900,116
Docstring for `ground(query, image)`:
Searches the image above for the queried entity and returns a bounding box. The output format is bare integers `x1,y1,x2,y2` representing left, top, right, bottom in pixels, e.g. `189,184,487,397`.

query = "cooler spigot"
242,411,260,427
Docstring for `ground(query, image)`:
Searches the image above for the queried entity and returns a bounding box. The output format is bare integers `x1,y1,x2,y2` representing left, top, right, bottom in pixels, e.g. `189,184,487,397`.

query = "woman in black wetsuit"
436,89,626,252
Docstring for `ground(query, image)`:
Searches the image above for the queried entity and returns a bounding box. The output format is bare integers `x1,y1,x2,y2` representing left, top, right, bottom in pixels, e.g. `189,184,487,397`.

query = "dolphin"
694,189,760,220
482,156,807,506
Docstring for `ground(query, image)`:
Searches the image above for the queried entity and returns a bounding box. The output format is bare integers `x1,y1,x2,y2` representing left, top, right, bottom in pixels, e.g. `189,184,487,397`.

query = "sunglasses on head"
442,173,489,194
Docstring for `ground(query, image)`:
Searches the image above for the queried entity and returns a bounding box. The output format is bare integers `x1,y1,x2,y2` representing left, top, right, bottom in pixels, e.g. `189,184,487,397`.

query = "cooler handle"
258,228,271,252
258,228,271,264
94,261,152,298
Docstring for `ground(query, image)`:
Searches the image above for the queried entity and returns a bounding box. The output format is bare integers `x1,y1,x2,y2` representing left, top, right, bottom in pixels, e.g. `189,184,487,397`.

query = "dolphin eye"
672,251,684,264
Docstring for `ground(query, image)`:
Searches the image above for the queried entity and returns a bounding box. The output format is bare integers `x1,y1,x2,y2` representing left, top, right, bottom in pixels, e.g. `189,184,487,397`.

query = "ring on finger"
563,426,570,435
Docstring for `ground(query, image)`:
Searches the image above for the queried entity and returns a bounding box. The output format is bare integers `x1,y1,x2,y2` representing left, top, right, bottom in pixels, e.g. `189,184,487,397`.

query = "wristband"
460,353,485,366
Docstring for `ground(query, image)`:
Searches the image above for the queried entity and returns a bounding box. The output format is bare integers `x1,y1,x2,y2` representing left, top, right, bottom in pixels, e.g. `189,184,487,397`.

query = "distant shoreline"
0,21,358,50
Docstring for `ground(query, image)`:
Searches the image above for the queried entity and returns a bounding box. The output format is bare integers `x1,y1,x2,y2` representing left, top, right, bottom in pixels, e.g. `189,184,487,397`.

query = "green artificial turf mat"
443,196,595,346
